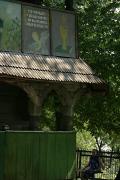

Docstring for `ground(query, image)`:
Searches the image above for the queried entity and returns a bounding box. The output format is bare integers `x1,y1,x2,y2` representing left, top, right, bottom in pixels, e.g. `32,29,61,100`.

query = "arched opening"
40,90,61,131
0,82,29,130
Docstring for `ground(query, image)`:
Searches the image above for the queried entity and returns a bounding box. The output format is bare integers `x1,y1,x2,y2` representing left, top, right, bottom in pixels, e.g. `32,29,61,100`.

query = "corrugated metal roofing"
0,52,105,84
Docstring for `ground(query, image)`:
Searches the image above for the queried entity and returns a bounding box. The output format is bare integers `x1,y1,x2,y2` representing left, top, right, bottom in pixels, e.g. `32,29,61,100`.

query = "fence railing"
76,149,120,180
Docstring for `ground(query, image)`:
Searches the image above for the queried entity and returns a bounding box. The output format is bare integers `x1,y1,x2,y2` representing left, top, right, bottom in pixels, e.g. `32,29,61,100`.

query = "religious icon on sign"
55,15,72,56
29,31,49,54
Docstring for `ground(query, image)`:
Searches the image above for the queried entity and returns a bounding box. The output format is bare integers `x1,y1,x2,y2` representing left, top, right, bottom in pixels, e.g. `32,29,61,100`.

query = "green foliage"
73,0,120,148
1,19,21,50
39,95,56,131
76,129,96,150
39,92,61,131
42,0,64,9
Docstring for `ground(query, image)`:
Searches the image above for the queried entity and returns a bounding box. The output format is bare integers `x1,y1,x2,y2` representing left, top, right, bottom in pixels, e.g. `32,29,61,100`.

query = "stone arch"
0,81,30,130
41,85,77,131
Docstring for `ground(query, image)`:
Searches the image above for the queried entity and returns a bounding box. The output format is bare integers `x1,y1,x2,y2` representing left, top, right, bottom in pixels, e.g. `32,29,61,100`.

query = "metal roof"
0,52,105,84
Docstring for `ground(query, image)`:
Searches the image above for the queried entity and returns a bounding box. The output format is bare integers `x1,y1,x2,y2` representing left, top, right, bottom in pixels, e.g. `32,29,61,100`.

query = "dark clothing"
83,155,101,179
88,155,100,170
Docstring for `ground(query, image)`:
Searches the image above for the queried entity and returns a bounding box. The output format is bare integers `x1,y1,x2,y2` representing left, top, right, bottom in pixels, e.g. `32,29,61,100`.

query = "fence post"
76,149,82,178
79,150,82,170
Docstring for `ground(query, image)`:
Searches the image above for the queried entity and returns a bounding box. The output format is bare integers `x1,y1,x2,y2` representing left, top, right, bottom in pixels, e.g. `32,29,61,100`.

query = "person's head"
92,149,98,156
32,31,39,42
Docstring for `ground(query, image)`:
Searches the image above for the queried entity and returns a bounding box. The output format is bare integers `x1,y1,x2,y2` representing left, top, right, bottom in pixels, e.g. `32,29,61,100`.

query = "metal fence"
76,150,120,180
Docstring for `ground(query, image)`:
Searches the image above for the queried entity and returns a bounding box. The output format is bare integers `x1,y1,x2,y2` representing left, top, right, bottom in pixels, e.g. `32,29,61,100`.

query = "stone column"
55,85,79,131
18,83,43,130
28,100,42,130
56,103,74,131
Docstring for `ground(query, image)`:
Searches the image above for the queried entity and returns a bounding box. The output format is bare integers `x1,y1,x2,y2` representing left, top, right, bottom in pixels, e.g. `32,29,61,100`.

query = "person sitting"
81,149,104,180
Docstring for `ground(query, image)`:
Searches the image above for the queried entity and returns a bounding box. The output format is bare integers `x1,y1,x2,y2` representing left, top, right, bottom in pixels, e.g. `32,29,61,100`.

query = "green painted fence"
0,131,76,180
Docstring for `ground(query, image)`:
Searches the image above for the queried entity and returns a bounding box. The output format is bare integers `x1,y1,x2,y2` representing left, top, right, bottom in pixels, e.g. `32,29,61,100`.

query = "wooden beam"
21,0,43,5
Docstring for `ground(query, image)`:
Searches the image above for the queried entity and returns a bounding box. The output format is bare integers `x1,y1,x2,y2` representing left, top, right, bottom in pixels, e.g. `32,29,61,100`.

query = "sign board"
22,5,50,55
0,1,21,51
0,1,76,58
51,11,76,58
